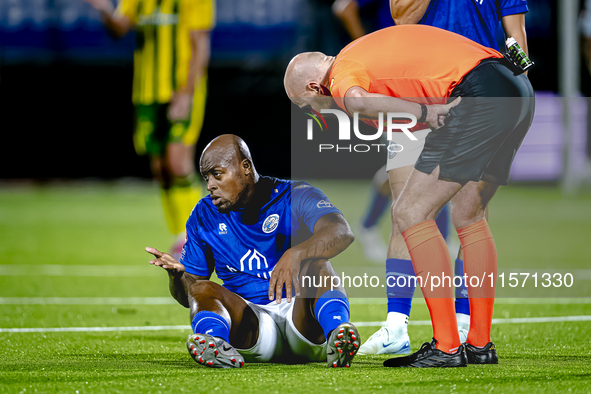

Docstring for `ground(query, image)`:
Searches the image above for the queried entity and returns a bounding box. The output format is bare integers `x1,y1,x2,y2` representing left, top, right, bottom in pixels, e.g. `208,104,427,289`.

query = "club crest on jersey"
219,223,228,235
317,200,333,208
262,214,280,234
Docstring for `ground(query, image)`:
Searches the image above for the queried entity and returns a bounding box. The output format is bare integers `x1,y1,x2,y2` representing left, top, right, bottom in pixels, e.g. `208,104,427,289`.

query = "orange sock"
403,220,460,353
457,219,497,348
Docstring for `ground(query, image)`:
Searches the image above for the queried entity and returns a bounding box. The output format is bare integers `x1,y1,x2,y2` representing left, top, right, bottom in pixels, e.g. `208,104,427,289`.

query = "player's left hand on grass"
426,96,462,130
146,247,185,273
168,92,193,122
268,248,301,304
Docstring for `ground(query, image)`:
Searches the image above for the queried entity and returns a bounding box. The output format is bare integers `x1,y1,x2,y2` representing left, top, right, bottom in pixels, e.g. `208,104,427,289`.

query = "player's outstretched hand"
146,247,185,274
426,97,462,130
268,248,300,304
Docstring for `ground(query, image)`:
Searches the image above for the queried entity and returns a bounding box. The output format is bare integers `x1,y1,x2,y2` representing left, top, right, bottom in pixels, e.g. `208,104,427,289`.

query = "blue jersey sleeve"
499,0,528,17
180,206,215,277
292,183,343,233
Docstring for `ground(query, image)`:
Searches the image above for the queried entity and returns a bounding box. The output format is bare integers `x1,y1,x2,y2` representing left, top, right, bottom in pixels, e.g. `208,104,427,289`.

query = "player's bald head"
200,135,259,213
284,52,334,108
200,134,254,172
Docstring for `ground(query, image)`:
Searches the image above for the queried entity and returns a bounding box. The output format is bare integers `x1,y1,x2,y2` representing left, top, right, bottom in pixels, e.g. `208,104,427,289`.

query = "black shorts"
415,58,535,185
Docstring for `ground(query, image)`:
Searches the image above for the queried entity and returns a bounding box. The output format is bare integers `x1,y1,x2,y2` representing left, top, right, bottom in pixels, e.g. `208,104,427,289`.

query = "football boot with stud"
327,322,361,368
187,333,244,368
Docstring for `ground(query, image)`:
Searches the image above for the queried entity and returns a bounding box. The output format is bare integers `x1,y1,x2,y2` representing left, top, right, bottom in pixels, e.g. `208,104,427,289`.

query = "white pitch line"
0,297,176,305
0,265,159,277
350,298,591,305
1,297,590,305
0,325,190,333
355,315,591,327
2,315,591,333
2,265,590,279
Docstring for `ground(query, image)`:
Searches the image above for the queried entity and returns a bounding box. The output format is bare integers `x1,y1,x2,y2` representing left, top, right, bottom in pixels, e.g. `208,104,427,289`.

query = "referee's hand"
426,97,462,130
146,247,185,274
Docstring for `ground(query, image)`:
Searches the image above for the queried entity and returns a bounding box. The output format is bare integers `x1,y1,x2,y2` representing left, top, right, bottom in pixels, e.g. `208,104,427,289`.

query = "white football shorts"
385,128,431,171
236,298,327,363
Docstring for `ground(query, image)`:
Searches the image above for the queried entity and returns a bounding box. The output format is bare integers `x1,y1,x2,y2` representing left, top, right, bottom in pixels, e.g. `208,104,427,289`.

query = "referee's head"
284,52,335,113
199,134,259,213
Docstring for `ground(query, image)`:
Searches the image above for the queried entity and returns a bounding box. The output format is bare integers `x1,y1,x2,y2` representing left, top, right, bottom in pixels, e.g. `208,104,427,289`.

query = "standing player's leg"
289,259,360,368
133,103,192,249
423,172,471,333
384,167,502,368
357,165,390,262
186,280,258,368
448,104,534,364
383,166,466,367
359,165,414,355
162,78,207,258
450,181,499,364
386,172,463,339
360,131,468,356
453,206,488,334
162,141,201,258
454,245,471,334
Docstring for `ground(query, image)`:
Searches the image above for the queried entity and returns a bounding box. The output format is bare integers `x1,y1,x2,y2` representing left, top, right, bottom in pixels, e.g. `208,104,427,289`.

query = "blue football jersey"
418,0,529,50
180,176,342,305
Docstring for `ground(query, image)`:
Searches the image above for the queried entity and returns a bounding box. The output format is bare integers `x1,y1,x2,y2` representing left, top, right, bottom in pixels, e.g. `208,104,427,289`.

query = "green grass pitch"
1,181,590,393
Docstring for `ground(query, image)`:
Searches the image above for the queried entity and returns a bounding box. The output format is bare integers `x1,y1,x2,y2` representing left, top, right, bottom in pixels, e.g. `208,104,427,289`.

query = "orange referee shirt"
329,25,503,112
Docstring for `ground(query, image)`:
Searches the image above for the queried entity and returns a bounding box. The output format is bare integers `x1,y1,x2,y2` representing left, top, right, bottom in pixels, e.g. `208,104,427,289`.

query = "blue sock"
191,311,231,343
362,190,390,228
435,204,450,241
386,258,416,316
314,290,350,339
454,259,470,315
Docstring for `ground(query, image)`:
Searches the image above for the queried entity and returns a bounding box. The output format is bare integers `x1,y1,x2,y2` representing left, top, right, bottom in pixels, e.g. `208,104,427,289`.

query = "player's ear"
308,82,331,97
241,159,252,176
308,81,321,94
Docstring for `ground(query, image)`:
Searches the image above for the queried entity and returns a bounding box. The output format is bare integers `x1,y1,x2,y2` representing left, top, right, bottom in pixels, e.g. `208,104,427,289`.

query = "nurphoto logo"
305,108,418,153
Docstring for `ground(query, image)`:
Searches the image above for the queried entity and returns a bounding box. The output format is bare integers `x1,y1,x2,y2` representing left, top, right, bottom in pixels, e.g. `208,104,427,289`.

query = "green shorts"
133,76,208,156
133,103,191,157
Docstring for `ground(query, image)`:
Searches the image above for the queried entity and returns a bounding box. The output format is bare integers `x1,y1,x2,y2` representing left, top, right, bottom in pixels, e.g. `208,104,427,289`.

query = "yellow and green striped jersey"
116,0,215,105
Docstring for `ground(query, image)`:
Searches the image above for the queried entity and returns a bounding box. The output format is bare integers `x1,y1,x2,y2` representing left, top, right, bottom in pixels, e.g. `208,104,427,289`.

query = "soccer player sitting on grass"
284,24,534,367
146,134,361,368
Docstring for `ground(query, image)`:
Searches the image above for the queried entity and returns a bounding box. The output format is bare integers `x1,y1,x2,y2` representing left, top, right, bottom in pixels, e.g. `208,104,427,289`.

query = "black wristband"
417,103,428,123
